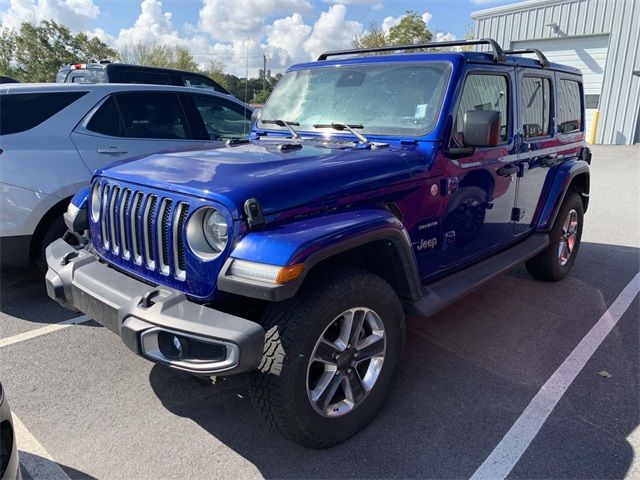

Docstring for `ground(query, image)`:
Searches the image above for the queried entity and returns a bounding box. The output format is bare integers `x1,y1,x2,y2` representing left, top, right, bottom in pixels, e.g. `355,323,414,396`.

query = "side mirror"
250,107,262,126
462,110,501,147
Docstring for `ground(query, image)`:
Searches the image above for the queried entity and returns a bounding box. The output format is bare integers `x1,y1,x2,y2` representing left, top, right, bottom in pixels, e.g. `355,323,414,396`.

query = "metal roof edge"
471,0,566,19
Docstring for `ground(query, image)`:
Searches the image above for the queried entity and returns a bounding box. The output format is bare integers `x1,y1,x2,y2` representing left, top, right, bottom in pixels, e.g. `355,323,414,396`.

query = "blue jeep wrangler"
46,39,591,448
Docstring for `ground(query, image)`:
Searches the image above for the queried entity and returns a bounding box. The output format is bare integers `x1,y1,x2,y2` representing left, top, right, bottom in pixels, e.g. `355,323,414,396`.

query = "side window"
0,92,88,135
191,94,252,140
184,75,218,91
114,92,190,139
87,96,123,137
124,71,171,85
454,73,509,145
557,79,582,134
520,76,551,138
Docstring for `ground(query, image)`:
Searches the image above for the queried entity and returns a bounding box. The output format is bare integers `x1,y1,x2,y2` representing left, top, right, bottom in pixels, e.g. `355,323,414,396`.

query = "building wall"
472,0,640,145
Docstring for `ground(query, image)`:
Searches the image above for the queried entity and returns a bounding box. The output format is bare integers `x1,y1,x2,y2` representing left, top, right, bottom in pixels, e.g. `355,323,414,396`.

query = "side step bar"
407,233,549,318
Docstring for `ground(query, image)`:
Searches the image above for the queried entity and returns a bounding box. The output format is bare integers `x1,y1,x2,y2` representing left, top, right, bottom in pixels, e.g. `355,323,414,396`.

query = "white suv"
0,83,252,269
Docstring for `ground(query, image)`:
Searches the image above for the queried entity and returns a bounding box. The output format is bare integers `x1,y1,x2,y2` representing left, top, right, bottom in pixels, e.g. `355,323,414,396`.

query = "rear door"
72,91,214,174
512,68,556,236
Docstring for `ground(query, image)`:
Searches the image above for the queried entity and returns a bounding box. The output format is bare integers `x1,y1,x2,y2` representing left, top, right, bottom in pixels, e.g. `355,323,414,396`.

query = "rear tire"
248,267,405,448
526,192,584,281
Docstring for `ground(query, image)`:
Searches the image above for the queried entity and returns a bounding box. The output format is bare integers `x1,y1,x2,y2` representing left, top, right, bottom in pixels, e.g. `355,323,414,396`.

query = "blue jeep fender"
218,209,421,302
536,159,590,231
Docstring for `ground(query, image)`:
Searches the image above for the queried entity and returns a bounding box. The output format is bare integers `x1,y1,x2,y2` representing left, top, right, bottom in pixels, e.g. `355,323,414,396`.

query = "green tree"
173,46,198,71
352,22,388,49
204,58,229,90
0,28,16,78
387,11,432,46
251,89,270,104
5,20,117,82
120,41,199,72
351,12,432,52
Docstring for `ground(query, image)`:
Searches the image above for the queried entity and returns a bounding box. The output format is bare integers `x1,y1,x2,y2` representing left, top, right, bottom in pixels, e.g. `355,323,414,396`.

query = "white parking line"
13,413,72,480
471,271,640,480
0,315,91,349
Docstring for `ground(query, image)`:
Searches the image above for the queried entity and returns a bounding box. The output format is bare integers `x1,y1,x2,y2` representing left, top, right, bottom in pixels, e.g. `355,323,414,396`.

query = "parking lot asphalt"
0,145,638,479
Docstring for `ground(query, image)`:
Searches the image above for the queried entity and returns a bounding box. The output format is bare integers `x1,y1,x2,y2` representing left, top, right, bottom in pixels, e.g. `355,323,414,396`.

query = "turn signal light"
276,264,305,284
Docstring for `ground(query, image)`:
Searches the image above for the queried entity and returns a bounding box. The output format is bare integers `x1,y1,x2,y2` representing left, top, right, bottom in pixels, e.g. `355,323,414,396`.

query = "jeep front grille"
92,181,189,281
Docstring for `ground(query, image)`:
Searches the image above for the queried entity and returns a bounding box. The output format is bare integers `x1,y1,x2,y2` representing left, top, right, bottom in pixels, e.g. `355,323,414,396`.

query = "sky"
0,0,512,76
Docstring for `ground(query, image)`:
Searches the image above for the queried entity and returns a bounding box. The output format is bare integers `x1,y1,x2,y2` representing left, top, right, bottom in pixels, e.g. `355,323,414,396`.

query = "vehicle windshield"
259,62,451,137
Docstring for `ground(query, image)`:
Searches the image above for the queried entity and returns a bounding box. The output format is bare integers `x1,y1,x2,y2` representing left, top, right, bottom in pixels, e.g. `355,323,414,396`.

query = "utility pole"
262,54,268,91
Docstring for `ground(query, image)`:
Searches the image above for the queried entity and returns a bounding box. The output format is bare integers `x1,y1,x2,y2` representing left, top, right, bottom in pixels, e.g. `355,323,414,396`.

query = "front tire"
249,267,405,448
526,191,584,281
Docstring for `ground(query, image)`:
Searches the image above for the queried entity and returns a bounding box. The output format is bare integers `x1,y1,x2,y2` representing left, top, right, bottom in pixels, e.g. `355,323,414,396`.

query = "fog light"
158,332,188,360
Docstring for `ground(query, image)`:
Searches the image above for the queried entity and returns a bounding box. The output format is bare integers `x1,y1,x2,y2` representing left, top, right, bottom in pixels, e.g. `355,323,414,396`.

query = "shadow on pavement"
148,242,638,479
19,451,98,480
0,266,94,327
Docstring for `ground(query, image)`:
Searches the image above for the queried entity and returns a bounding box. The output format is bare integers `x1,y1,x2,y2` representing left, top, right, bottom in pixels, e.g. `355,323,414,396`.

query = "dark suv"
46,39,591,448
56,62,229,94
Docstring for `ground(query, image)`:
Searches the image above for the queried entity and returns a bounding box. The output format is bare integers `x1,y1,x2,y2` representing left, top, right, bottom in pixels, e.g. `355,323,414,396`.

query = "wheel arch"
536,159,590,231
218,209,422,302
30,196,72,256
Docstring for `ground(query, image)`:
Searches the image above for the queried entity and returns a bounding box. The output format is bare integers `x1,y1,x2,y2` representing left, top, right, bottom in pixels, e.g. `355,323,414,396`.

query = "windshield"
259,62,451,137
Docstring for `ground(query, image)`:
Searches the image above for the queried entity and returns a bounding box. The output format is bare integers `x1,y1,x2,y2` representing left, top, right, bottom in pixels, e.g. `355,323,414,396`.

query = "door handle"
97,147,128,154
497,164,519,177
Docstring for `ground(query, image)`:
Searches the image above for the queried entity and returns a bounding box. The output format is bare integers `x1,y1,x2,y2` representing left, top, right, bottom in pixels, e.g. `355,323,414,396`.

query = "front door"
436,69,519,272
512,69,556,235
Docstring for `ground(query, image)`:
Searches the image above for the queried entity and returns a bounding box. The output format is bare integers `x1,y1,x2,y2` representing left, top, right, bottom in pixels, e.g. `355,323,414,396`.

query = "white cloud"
0,0,99,31
421,12,432,27
433,31,457,42
265,13,312,67
302,4,362,60
381,15,401,33
324,0,382,10
198,0,312,43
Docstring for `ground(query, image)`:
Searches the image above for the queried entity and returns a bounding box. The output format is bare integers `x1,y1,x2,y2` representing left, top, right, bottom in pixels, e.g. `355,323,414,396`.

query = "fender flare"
536,159,590,231
217,209,421,302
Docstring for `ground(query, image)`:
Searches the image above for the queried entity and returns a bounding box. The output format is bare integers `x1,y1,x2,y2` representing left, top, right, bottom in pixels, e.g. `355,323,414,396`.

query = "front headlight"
203,209,228,252
90,183,101,222
186,207,229,260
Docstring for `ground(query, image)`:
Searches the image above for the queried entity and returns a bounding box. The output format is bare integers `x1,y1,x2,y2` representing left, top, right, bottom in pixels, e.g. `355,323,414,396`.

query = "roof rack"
504,48,550,68
317,38,506,63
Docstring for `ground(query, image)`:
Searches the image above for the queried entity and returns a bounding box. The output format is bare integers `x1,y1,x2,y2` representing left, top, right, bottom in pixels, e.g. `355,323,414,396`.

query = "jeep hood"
96,141,430,219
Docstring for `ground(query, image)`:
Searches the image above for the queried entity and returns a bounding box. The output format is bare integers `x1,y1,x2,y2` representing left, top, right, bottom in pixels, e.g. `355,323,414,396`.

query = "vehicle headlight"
90,183,101,222
186,207,229,260
203,209,228,252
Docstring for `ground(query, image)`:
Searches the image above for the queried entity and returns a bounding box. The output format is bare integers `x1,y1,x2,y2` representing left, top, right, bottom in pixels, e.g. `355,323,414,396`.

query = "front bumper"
45,239,265,376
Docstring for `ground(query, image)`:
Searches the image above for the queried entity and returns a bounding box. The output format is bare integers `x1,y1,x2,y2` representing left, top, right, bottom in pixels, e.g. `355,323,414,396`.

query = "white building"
472,0,640,145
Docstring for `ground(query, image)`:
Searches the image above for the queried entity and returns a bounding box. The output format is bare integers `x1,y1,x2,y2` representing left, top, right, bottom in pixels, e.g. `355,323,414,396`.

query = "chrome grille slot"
173,203,189,280
131,192,144,265
119,189,132,259
109,186,120,255
100,184,110,249
157,198,172,275
94,181,189,282
143,195,158,270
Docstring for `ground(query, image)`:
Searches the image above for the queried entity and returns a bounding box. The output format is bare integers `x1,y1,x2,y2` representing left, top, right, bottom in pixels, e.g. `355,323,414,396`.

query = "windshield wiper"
313,122,369,144
260,119,301,139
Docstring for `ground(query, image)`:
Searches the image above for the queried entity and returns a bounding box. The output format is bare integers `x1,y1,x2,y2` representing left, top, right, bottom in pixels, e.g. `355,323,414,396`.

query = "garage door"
512,34,609,138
